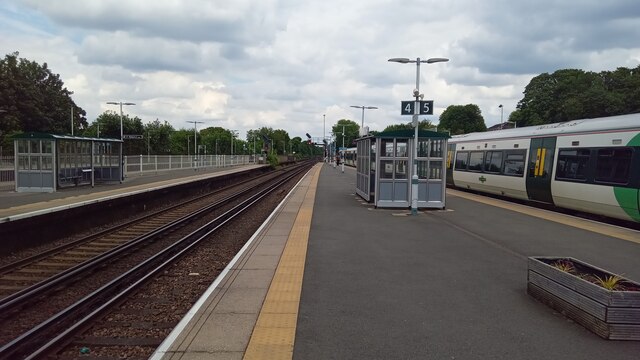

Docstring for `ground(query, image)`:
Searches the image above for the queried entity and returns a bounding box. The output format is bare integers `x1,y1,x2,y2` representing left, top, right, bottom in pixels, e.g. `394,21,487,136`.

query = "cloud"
3,0,640,138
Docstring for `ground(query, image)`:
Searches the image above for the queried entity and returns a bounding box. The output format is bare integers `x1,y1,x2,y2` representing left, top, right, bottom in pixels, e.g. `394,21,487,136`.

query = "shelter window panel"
395,140,408,157
18,155,29,170
381,139,394,157
18,140,29,154
468,151,484,172
417,139,429,157
430,139,443,158
30,140,40,154
455,151,469,170
381,160,394,179
595,147,632,185
417,160,428,179
395,160,408,179
429,160,443,179
29,156,40,170
42,156,53,170
42,140,53,153
370,143,376,171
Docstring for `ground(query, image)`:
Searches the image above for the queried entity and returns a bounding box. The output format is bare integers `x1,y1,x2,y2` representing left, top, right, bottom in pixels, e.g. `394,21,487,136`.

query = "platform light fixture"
106,101,136,181
388,57,449,215
350,105,378,131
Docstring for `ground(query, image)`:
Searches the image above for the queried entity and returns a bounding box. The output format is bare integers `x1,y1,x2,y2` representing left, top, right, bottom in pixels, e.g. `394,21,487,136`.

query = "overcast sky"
2,0,639,141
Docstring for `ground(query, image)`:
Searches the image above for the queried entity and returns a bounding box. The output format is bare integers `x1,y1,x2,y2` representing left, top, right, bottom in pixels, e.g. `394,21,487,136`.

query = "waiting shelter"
13,133,123,192
355,129,449,209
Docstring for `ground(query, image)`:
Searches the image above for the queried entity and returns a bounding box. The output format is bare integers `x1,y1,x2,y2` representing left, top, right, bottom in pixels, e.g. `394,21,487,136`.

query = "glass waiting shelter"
355,129,450,209
13,133,123,192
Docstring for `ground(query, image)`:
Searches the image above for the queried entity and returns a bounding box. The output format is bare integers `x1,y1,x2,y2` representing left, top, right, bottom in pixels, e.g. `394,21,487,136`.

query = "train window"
556,149,590,181
503,151,526,176
595,147,632,185
468,151,484,171
454,151,469,170
484,151,503,173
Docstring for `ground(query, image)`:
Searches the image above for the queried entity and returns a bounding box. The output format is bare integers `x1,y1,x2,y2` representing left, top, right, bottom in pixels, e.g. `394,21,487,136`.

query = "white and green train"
447,113,640,223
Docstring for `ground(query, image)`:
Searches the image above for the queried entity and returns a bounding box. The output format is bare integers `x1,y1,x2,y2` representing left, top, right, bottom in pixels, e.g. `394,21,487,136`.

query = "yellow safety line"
448,188,640,244
243,164,321,360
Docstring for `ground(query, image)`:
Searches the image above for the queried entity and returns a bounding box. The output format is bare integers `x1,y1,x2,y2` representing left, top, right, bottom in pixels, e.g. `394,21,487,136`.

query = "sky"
1,0,640,142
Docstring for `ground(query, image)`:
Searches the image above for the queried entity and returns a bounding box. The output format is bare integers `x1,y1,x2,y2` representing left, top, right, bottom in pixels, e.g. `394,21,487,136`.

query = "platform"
152,162,640,360
0,164,265,222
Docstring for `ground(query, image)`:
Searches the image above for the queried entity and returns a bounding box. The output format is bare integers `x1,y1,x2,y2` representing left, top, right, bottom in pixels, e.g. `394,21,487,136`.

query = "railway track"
0,160,314,359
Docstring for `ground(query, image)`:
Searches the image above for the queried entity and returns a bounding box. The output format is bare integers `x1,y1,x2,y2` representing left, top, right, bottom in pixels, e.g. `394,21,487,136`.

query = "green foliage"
0,52,86,137
593,274,623,291
332,119,359,148
383,119,435,132
552,259,575,273
266,152,279,168
438,104,486,135
515,65,640,126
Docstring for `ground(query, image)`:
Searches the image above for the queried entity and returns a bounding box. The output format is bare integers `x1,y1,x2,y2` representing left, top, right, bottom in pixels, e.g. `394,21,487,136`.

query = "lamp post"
231,130,236,155
106,101,136,181
350,105,378,133
388,57,448,215
323,114,326,162
341,125,345,173
187,121,204,168
499,104,504,128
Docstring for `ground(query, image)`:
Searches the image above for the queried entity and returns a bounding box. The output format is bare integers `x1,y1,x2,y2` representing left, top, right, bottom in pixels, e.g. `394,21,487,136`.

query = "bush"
267,153,279,169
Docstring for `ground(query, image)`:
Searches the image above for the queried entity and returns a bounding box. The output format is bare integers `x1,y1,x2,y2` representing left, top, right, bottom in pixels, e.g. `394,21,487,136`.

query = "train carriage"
448,113,640,223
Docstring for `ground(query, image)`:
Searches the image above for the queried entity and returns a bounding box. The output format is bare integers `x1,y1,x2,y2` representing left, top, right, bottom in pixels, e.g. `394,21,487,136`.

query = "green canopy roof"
374,129,450,139
12,132,122,142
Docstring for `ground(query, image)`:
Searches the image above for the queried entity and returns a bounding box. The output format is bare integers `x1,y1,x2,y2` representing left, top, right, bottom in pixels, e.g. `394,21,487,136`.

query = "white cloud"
2,0,640,139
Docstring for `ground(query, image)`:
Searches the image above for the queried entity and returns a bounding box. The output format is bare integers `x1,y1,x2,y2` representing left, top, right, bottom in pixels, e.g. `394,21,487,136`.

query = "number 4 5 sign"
401,100,434,115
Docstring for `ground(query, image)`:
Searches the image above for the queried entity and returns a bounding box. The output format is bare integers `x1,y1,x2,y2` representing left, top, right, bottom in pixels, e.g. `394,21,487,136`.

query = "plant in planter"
528,256,640,340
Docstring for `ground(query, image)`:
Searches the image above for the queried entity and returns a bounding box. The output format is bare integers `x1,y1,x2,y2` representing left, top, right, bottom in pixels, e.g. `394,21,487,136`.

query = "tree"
331,119,359,149
438,104,486,135
383,119,435,132
86,111,144,155
144,119,173,155
0,52,86,138
514,65,640,126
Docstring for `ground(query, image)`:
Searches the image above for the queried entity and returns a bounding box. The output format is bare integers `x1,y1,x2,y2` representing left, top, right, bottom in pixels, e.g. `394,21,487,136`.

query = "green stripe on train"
616,133,640,222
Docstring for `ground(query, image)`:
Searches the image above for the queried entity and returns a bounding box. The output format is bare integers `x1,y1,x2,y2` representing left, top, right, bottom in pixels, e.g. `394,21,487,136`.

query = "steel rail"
0,162,312,359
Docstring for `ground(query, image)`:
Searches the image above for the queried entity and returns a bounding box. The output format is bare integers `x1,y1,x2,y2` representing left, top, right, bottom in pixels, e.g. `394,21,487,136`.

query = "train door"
446,142,456,186
526,137,556,204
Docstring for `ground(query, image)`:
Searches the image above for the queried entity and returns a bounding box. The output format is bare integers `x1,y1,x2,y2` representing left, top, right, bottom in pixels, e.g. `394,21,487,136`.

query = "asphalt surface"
293,165,640,360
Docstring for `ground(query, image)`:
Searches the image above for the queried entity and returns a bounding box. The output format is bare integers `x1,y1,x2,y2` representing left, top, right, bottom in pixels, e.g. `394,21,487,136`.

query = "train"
447,113,640,223
338,114,640,223
340,147,358,167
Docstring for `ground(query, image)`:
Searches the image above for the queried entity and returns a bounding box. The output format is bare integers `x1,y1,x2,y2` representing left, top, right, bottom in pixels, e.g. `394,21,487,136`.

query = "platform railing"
123,154,257,178
0,155,15,191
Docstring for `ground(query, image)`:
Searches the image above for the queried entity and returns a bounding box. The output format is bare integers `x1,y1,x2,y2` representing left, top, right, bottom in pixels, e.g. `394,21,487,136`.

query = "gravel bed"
56,170,304,359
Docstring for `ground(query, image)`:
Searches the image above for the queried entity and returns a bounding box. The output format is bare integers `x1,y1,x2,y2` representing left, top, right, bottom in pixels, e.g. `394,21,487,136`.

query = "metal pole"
323,114,326,162
341,125,345,173
361,107,365,129
411,59,421,215
71,106,74,136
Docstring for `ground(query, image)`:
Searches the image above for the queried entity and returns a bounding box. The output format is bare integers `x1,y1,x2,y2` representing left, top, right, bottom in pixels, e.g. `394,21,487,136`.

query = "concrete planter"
527,256,640,340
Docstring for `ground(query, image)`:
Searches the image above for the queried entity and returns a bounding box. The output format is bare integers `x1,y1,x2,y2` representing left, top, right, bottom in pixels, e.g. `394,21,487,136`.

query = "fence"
123,154,256,176
0,154,258,191
0,155,14,190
